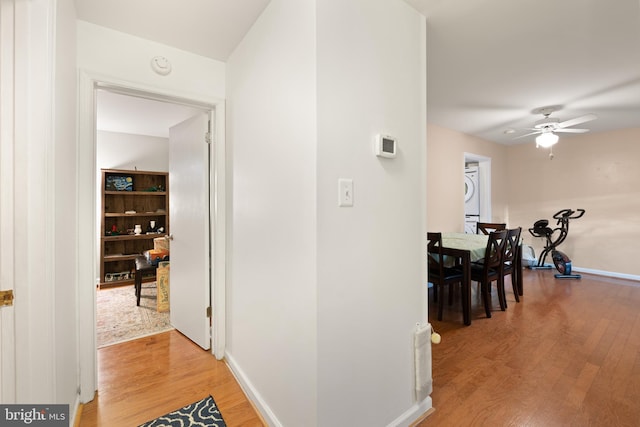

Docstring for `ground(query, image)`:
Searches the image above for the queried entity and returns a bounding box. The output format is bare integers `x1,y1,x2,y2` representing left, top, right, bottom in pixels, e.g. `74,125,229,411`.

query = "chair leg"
496,277,507,311
511,272,520,302
481,281,492,318
135,271,142,306
438,285,444,321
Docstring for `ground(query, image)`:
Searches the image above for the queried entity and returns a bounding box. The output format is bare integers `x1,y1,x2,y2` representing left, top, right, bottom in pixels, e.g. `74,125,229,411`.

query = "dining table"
438,232,523,325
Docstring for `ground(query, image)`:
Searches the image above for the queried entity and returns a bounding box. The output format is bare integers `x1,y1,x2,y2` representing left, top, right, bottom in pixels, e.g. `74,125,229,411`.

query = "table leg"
441,247,473,326
461,251,471,326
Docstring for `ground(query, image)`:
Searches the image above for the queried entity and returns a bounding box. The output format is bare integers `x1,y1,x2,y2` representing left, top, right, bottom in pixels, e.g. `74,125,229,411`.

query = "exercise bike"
528,208,585,279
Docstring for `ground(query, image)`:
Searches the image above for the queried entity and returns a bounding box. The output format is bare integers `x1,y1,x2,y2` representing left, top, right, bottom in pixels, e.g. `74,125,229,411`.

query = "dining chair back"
471,229,508,317
476,222,506,235
501,227,522,306
427,232,465,323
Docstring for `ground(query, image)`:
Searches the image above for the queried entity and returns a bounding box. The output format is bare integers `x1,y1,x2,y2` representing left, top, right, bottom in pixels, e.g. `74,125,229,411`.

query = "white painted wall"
77,20,226,100
227,0,428,425
226,0,318,425
97,130,169,172
316,1,427,425
2,0,79,414
53,0,80,409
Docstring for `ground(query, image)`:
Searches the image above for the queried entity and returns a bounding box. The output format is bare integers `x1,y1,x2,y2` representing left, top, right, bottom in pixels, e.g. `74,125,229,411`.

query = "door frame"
77,71,226,403
463,152,492,224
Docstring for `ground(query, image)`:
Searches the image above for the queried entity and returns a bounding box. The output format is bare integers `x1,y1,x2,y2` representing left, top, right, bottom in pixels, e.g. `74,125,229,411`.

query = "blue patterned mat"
139,395,226,427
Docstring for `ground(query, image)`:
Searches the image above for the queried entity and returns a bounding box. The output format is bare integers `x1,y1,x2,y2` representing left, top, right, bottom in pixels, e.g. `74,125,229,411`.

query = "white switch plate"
338,179,353,207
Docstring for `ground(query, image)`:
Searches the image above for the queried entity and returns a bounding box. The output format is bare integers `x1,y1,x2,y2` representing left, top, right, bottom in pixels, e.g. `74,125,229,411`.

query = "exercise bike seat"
529,219,553,238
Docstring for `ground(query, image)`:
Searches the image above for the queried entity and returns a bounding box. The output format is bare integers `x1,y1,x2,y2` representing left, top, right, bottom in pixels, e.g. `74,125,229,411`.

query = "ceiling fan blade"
513,131,541,139
557,113,597,129
554,128,589,133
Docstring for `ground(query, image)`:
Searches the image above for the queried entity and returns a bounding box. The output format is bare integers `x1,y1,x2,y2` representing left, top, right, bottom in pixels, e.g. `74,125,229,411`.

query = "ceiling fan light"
536,132,559,148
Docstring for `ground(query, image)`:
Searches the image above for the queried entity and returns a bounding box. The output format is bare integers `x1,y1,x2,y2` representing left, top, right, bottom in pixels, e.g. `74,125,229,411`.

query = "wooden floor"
418,269,640,427
79,330,265,426
80,270,640,426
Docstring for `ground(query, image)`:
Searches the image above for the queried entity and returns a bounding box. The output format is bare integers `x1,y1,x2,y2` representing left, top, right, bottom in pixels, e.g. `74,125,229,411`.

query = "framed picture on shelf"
105,175,133,191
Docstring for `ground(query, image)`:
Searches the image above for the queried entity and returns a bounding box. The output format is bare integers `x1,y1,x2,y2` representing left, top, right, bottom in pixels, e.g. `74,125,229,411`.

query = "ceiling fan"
516,106,597,149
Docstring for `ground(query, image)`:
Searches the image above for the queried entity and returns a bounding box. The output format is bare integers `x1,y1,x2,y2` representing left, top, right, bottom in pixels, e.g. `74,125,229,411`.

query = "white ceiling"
96,90,205,138
75,0,271,61
407,0,640,144
80,0,640,145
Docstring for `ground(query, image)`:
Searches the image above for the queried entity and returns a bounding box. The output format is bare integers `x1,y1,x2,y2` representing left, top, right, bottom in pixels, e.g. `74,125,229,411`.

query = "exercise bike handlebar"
529,208,586,238
553,208,585,220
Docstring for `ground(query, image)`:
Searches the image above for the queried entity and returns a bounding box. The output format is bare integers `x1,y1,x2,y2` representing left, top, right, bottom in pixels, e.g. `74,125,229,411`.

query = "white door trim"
77,70,226,402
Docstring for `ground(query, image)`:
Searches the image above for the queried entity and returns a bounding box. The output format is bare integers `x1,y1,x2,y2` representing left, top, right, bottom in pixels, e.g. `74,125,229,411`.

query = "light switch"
338,179,353,207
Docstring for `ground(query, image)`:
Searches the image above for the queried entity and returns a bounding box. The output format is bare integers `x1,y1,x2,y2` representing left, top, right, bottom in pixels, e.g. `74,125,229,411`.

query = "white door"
169,112,211,350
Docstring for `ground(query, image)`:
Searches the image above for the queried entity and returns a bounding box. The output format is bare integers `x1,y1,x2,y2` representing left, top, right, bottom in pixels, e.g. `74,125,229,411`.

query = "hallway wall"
227,0,429,425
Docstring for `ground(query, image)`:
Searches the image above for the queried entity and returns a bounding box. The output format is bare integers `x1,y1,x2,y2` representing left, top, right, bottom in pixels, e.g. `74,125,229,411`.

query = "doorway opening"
463,152,491,233
77,72,227,403
94,89,204,347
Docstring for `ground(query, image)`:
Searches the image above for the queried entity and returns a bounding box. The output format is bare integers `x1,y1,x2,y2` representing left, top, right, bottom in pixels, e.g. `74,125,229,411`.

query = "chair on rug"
471,229,508,318
427,232,465,322
135,256,156,306
500,227,522,307
476,222,507,235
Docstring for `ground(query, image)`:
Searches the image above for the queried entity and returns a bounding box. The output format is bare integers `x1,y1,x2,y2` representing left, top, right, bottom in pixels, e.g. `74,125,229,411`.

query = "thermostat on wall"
375,134,397,158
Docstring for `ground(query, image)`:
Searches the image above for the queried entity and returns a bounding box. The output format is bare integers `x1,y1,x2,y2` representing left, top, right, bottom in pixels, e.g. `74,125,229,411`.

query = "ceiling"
75,0,271,61
79,0,640,145
407,0,640,144
96,90,206,138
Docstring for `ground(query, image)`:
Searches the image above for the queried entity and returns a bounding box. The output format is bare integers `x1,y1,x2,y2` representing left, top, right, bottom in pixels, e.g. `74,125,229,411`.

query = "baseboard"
409,407,435,427
387,397,433,427
572,267,640,283
528,264,640,283
224,352,283,427
225,352,433,427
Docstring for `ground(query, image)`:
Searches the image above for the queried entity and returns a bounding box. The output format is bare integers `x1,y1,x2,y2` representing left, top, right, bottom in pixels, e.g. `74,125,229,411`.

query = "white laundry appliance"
464,166,480,233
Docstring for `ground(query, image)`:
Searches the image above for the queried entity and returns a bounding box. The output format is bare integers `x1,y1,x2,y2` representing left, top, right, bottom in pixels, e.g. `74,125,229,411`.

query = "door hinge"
0,290,14,307
206,306,212,318
205,132,212,144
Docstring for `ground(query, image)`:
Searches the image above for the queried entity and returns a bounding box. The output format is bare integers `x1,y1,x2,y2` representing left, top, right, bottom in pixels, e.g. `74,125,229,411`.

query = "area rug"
97,283,173,348
139,395,227,427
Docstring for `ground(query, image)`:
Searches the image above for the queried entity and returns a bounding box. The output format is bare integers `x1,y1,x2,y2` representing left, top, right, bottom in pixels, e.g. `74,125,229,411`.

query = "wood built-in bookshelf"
99,169,169,287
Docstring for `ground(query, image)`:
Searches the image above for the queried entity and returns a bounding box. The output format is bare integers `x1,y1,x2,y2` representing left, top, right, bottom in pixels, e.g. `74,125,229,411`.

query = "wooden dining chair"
500,227,522,307
476,222,506,235
427,232,465,322
470,229,508,318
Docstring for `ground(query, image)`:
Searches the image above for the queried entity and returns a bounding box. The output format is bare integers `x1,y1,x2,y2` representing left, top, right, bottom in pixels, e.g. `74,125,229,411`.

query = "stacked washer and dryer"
464,165,480,234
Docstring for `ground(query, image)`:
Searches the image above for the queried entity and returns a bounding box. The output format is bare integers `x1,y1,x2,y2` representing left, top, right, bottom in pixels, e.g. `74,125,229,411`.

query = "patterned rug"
139,395,227,427
97,283,173,348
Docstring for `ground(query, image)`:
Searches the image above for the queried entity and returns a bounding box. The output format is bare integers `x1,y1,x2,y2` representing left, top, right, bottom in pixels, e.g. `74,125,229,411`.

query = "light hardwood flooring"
80,269,640,426
419,269,640,427
79,330,265,426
